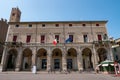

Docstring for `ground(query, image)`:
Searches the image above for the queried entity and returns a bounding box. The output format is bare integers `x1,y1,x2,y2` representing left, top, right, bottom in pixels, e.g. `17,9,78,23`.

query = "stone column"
62,48,67,71
0,47,8,72
47,47,52,71
15,47,22,71
77,48,83,71
32,48,36,72
107,43,114,61
47,53,52,71
92,45,98,69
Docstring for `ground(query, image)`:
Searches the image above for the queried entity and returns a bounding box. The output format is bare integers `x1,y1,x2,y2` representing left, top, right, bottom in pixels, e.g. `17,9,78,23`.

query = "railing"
1,41,114,47
1,42,94,47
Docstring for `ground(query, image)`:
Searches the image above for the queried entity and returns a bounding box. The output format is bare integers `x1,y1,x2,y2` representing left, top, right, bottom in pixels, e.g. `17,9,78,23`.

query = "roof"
8,20,108,24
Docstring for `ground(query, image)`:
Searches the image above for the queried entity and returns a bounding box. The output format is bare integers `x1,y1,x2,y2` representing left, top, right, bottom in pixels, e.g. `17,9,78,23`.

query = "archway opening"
6,49,17,71
82,48,93,70
67,48,77,70
37,48,47,71
52,48,62,70
22,48,32,71
97,48,107,64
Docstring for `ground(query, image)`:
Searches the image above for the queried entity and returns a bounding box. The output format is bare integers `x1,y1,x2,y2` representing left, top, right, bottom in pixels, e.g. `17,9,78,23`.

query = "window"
83,35,88,42
69,24,72,27
69,35,73,42
103,34,108,40
42,24,45,27
29,24,32,27
82,24,86,26
41,35,45,43
12,13,15,16
55,24,59,27
15,24,19,27
13,35,17,42
96,24,99,26
26,35,31,43
98,34,102,41
55,35,59,43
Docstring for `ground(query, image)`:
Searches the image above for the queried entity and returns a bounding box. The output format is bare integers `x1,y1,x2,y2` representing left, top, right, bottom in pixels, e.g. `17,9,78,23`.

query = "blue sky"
0,0,120,39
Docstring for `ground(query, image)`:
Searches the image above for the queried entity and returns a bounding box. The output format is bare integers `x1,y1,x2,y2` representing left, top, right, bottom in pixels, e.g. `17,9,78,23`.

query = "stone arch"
21,48,32,71
36,48,47,70
52,48,62,70
82,48,93,70
67,48,77,70
6,49,18,71
97,48,107,63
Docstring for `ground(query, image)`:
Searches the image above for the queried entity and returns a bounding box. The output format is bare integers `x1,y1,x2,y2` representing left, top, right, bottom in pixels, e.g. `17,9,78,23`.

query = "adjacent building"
0,18,8,64
0,7,113,72
112,38,120,63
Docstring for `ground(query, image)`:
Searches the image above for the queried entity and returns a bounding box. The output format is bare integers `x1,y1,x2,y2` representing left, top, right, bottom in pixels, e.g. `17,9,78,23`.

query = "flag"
65,37,72,43
53,39,57,45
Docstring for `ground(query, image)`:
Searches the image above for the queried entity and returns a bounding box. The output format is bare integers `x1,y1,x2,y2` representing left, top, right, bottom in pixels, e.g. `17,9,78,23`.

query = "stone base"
15,68,20,72
0,64,3,72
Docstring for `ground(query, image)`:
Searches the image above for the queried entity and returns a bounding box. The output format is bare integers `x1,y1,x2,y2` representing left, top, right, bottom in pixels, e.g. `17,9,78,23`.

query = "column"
47,48,52,71
47,53,52,71
62,49,67,71
15,47,22,71
77,48,83,71
32,48,36,73
108,43,114,61
92,45,98,69
0,47,7,72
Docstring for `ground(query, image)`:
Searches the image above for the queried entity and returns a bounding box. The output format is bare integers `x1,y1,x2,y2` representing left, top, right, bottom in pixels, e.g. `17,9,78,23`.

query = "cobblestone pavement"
0,72,120,80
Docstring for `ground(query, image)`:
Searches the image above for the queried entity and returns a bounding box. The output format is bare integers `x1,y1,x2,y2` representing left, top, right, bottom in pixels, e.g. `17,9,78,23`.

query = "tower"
9,7,21,22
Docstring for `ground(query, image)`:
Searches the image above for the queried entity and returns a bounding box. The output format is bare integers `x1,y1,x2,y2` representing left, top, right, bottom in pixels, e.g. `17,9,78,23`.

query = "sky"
0,0,120,39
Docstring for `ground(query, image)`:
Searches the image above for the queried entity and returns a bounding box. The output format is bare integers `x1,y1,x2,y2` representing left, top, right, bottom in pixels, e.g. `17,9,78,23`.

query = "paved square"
0,72,119,80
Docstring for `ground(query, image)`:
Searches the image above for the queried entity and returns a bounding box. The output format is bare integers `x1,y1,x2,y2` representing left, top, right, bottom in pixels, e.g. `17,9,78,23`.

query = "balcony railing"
1,41,114,48
1,42,94,47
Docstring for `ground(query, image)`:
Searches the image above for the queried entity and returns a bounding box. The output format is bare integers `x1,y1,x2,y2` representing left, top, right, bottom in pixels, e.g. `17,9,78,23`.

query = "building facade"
0,18,8,64
0,7,113,72
112,38,120,63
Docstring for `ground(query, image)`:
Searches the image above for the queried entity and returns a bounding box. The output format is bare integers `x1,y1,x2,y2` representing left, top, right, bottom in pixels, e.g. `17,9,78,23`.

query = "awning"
110,64,114,66
97,64,102,66
102,64,108,66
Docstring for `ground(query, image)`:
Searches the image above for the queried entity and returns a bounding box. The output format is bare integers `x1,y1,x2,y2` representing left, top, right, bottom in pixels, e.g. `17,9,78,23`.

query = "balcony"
93,40,110,47
3,42,93,47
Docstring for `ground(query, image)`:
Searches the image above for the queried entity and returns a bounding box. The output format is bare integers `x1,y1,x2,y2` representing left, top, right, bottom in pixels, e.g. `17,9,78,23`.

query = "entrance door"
41,59,47,69
67,59,72,69
54,59,60,69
